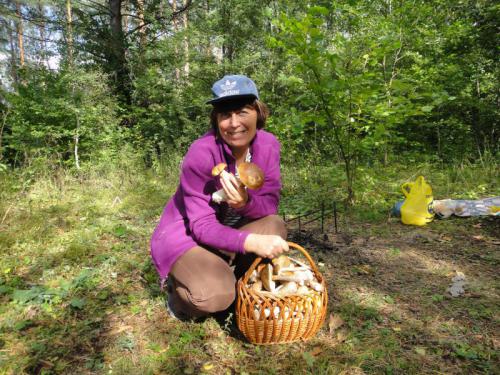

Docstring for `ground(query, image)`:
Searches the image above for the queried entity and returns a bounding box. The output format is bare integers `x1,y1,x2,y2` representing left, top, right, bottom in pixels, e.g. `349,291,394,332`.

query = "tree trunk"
108,0,131,103
182,0,189,76
171,0,180,80
0,108,9,161
136,0,146,49
123,0,128,32
37,1,47,66
74,115,80,170
15,2,24,67
66,0,74,66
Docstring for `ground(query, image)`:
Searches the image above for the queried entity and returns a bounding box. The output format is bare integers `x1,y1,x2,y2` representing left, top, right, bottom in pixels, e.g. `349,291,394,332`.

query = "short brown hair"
210,98,270,133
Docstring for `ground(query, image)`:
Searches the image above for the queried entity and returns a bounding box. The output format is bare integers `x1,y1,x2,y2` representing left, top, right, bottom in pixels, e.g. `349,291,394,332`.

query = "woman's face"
217,105,258,152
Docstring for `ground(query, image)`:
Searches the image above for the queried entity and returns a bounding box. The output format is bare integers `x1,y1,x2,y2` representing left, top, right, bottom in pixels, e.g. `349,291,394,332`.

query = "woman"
150,75,288,319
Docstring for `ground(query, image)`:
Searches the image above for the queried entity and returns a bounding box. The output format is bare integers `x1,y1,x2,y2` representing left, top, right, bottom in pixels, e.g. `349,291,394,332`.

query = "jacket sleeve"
235,138,281,219
180,147,249,253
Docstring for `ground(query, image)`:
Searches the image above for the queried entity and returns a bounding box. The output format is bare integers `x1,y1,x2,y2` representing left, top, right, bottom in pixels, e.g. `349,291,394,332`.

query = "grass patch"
0,157,498,374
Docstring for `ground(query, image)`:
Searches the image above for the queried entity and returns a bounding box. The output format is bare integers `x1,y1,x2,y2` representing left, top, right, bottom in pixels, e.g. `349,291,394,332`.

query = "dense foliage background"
1,0,498,203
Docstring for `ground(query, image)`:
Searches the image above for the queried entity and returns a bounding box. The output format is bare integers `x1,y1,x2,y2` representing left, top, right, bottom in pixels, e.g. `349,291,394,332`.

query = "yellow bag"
400,176,435,226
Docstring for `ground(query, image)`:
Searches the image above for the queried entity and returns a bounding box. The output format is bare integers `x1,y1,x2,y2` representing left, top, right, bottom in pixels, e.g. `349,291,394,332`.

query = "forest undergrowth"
0,156,498,374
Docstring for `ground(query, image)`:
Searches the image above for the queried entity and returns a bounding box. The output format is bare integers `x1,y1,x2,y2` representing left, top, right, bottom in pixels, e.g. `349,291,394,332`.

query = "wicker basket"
236,242,328,345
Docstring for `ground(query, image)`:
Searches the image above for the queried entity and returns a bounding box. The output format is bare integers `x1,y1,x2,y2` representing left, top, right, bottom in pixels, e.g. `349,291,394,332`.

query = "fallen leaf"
311,345,324,356
329,313,345,333
438,235,452,242
107,325,133,336
355,265,373,275
473,223,482,228
415,347,426,356
472,235,485,241
392,326,401,332
201,362,214,372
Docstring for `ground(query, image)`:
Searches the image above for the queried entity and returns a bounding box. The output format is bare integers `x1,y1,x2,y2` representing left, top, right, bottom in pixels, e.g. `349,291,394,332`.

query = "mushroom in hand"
211,162,265,204
211,163,231,203
237,162,265,190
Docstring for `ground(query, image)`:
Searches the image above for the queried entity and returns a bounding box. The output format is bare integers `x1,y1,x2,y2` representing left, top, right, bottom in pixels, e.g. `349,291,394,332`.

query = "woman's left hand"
220,171,248,209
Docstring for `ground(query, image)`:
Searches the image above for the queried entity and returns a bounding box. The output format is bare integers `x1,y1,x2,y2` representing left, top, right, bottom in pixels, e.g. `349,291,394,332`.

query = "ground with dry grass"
0,164,498,374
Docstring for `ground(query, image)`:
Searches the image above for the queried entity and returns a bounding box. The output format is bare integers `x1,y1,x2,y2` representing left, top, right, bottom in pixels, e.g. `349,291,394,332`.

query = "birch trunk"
66,0,74,65
74,115,80,170
182,0,189,76
171,0,180,80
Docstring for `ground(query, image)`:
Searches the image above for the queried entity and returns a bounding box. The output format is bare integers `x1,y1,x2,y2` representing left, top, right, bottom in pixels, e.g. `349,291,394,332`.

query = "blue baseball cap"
207,74,259,104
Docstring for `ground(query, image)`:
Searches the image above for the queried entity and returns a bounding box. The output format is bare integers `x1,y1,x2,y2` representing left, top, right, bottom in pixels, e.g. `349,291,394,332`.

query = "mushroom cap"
297,285,310,295
237,162,265,189
211,163,228,177
272,255,292,275
277,281,298,296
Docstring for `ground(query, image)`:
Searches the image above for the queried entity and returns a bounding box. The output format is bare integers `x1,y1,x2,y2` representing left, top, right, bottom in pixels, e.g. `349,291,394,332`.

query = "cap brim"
206,94,258,105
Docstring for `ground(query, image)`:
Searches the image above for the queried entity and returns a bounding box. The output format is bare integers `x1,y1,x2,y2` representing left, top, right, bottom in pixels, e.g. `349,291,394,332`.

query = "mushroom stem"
212,188,228,204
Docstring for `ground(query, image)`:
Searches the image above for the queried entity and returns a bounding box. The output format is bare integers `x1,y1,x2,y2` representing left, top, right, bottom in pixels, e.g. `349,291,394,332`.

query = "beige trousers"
168,215,287,318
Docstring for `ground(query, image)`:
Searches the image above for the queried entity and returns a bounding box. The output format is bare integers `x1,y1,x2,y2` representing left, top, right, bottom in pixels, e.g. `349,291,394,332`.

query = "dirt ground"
280,214,499,374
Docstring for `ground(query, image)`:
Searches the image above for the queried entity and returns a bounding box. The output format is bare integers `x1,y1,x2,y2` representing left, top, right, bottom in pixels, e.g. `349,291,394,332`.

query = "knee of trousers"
178,274,236,315
265,214,288,239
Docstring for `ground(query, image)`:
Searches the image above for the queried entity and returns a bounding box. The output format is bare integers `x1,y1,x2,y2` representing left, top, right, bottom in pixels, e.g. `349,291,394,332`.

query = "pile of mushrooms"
211,162,265,203
247,255,324,296
247,255,324,320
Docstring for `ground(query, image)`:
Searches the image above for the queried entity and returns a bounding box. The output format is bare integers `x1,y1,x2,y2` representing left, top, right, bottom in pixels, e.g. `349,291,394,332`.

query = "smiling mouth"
225,130,248,136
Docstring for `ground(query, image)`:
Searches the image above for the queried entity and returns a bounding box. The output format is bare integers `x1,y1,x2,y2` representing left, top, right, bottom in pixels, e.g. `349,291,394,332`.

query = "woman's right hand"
243,234,289,259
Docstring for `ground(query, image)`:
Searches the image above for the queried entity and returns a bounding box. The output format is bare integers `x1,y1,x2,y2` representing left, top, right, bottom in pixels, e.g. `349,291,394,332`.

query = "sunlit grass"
0,156,498,373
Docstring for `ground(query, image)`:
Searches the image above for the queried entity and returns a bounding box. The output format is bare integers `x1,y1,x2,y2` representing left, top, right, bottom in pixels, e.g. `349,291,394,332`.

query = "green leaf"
0,285,12,295
431,294,444,302
14,320,35,331
12,288,43,304
421,106,434,113
309,6,329,16
113,225,127,237
302,351,316,367
70,298,86,309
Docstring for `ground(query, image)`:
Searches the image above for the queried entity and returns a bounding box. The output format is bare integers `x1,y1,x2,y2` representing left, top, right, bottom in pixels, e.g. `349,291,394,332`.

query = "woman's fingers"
220,173,239,199
220,172,248,208
243,234,288,258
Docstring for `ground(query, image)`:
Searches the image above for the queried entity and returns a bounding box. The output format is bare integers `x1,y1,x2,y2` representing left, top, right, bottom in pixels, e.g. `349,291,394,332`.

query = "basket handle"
242,241,320,284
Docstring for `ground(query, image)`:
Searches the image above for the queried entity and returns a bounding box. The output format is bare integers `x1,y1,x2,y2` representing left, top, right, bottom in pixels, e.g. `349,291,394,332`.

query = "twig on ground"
1,204,13,225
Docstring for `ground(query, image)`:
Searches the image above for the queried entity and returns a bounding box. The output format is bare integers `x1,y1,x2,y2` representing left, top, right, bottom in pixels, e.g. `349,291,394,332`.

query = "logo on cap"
219,79,239,96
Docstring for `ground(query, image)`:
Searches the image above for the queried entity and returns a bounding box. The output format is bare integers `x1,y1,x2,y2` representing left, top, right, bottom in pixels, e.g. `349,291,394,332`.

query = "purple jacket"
150,129,281,280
